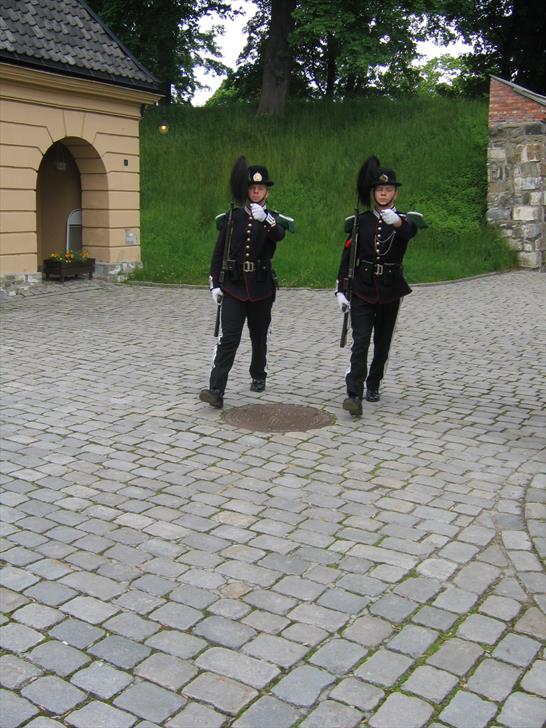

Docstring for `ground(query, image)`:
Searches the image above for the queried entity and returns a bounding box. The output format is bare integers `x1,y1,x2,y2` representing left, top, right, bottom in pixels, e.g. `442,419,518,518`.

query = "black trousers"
209,294,273,394
346,296,401,398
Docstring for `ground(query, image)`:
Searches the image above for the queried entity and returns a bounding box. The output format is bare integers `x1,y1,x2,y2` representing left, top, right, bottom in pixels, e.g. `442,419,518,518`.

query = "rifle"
340,207,359,348
213,202,234,337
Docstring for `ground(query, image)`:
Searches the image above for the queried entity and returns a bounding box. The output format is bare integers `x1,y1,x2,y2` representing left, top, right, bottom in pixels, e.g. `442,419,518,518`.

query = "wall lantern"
55,143,67,172
158,119,169,135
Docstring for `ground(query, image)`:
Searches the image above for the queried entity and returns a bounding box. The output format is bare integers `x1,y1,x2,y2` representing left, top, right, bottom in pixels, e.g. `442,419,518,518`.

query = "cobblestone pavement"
1,271,545,728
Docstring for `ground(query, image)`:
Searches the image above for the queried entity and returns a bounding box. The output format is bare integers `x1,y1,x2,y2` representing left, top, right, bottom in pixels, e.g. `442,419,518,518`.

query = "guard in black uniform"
200,157,292,409
336,156,418,416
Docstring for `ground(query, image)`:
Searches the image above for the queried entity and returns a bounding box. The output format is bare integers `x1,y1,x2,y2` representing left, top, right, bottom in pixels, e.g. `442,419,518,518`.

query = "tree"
87,0,234,102
440,0,546,95
257,0,297,115
218,0,431,110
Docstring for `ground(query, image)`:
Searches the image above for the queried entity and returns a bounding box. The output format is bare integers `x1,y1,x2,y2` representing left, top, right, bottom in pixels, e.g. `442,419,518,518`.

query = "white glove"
336,292,350,312
211,287,222,305
250,203,267,222
381,208,401,226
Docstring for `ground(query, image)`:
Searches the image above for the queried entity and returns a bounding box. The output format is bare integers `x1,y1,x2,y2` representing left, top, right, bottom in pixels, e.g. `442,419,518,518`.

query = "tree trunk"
257,0,296,116
325,33,338,99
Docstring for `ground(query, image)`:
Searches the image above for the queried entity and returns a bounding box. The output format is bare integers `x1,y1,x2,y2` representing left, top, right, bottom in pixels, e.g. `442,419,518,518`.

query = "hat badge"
379,173,388,182
252,172,263,182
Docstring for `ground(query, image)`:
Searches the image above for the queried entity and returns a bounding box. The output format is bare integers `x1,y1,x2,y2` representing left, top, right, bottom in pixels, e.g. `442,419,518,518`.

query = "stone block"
71,661,133,698
88,635,151,669
355,648,413,686
497,692,546,728
467,658,521,701
439,690,496,728
298,700,362,728
135,652,197,691
183,672,257,715
243,633,308,668
114,681,184,723
193,615,256,648
0,655,42,690
65,701,137,728
21,675,86,714
0,623,44,653
28,640,89,677
427,638,483,676
271,664,334,707
493,633,541,666
196,646,279,689
342,614,393,646
309,638,367,674
521,660,546,697
514,206,541,221
369,693,433,728
232,696,299,728
402,664,457,702
330,677,384,711
166,702,225,728
0,689,38,727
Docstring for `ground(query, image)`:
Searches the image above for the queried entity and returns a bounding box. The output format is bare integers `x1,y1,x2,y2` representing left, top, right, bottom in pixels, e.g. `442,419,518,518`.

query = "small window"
66,208,82,252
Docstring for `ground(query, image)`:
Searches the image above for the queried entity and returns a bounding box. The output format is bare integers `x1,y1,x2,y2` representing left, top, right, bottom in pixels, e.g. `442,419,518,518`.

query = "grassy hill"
137,97,517,287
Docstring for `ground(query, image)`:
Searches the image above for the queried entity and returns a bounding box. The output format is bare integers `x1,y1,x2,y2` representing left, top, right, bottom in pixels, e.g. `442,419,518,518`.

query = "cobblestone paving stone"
0,272,545,727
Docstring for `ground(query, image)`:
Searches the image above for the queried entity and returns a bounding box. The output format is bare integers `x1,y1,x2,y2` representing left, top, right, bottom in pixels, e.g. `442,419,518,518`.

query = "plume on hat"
230,155,248,206
357,155,380,209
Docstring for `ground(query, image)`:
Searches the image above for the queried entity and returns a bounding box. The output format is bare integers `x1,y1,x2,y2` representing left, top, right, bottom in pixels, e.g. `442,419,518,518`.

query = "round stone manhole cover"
224,403,335,432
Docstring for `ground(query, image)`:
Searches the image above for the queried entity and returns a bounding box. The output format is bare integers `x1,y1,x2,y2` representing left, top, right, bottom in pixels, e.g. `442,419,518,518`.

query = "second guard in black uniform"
200,156,293,409
336,156,418,417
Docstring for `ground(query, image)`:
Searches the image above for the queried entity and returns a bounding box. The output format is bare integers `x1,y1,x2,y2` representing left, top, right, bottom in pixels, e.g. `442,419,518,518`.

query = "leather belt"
240,260,271,273
360,260,401,276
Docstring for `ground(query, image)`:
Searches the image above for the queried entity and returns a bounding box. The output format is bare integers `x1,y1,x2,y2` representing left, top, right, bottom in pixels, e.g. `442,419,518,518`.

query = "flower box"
43,257,95,283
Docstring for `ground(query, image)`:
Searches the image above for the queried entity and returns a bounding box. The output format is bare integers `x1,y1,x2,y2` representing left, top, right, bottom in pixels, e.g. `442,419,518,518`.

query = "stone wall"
487,77,545,269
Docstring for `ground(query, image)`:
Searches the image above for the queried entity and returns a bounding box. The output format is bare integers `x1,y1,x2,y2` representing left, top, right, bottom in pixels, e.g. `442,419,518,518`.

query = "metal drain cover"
224,403,335,433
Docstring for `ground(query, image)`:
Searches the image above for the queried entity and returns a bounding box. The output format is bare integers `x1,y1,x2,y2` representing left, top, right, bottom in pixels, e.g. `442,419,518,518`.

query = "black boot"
199,388,224,408
343,395,362,416
250,379,266,392
365,388,380,402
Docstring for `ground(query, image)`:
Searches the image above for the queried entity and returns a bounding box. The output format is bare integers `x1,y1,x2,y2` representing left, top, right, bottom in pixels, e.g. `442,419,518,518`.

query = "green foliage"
86,0,234,101
136,97,517,287
220,0,430,102
437,0,546,95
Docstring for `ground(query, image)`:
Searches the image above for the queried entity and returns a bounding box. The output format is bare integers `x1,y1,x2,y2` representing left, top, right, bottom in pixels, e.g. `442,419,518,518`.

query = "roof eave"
0,52,162,95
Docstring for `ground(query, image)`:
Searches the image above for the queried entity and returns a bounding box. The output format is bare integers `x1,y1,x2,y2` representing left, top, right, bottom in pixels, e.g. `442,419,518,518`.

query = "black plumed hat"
247,165,274,187
357,156,401,208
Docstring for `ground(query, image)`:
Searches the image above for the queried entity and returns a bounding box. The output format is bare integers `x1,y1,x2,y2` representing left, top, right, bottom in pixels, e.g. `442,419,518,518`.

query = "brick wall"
487,78,545,269
489,78,546,123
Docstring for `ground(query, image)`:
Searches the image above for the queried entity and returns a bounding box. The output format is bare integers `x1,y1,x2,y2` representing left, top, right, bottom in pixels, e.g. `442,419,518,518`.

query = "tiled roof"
0,0,160,92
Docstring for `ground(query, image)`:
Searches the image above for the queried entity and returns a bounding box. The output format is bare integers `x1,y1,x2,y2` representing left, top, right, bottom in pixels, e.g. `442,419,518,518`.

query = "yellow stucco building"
0,0,162,289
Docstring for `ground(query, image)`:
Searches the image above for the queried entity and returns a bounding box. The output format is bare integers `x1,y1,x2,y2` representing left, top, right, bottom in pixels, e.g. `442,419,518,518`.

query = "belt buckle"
374,263,384,275
243,261,255,272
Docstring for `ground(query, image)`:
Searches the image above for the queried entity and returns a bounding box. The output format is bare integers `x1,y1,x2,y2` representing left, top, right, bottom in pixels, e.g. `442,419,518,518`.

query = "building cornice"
0,62,162,114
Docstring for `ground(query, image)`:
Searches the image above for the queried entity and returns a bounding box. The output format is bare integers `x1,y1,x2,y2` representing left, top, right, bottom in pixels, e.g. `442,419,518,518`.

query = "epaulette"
344,215,355,234
215,212,227,231
404,211,428,229
271,210,295,233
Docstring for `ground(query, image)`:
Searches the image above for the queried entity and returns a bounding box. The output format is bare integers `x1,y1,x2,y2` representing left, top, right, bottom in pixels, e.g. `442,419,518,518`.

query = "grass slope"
137,97,517,287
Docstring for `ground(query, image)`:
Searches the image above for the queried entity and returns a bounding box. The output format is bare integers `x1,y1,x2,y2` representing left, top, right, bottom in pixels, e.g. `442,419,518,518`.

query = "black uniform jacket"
211,206,285,302
337,210,417,304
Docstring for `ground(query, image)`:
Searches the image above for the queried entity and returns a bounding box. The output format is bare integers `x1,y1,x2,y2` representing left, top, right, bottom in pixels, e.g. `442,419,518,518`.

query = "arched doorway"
37,141,81,266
